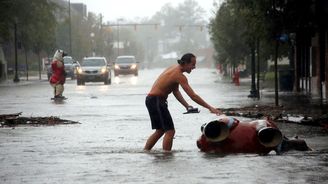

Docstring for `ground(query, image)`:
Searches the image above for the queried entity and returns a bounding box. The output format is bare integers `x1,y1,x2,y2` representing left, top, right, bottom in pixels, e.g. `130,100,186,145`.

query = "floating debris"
0,112,80,128
221,105,328,130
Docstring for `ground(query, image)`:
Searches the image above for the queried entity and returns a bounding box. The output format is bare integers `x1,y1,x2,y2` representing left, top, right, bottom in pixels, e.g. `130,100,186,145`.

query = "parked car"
63,56,79,80
76,57,111,85
44,57,53,81
114,55,139,76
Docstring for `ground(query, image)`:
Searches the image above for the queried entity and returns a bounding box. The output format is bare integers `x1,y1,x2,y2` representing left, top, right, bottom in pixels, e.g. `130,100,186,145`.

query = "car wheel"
77,79,82,85
134,71,138,76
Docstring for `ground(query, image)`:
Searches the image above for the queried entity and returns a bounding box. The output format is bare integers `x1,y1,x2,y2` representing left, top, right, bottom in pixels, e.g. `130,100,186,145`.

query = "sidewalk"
0,74,48,87
233,77,328,118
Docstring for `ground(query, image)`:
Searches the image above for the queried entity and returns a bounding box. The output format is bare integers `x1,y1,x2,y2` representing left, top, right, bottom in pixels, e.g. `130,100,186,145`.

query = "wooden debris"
0,113,80,128
221,105,328,129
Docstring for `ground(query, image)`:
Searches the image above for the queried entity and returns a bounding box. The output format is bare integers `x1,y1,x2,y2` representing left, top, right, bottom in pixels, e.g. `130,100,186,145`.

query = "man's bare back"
148,64,183,99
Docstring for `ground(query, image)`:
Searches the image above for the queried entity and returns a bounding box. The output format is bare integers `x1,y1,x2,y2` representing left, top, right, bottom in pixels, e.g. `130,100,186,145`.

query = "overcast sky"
69,0,219,22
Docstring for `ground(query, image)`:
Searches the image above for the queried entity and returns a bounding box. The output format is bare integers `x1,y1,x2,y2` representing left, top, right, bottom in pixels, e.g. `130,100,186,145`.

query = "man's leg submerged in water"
162,129,175,151
144,129,164,151
144,129,175,151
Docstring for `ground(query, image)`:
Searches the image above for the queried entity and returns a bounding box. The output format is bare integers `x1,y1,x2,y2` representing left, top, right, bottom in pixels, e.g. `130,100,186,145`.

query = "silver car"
76,57,111,85
114,55,139,76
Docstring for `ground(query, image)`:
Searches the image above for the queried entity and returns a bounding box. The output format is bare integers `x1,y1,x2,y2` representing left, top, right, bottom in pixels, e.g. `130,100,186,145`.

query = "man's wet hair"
177,53,195,65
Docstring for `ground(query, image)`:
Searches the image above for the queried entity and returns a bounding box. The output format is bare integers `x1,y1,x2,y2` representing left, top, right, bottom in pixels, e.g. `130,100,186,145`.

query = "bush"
265,72,275,81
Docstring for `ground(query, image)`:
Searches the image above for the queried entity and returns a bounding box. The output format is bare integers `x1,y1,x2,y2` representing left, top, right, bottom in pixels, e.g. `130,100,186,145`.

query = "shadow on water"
200,151,276,160
51,100,66,105
144,149,194,162
146,151,175,162
49,95,68,104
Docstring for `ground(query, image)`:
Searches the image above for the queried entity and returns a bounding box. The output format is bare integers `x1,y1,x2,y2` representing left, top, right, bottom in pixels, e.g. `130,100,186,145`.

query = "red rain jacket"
49,60,66,84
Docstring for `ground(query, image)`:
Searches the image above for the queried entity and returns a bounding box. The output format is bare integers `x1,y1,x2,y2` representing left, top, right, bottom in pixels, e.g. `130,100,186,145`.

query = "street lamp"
117,18,123,57
90,32,95,56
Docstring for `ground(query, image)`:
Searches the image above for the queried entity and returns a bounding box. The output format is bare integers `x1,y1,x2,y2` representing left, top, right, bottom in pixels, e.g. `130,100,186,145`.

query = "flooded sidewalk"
228,76,328,117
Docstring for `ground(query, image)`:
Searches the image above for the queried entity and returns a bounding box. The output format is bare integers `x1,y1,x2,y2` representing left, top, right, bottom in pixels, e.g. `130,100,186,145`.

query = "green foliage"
264,71,275,81
0,0,58,53
0,0,14,40
209,2,248,66
209,0,290,70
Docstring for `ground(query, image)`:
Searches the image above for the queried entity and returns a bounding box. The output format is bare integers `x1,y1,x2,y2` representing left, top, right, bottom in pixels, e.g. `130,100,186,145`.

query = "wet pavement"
0,68,327,184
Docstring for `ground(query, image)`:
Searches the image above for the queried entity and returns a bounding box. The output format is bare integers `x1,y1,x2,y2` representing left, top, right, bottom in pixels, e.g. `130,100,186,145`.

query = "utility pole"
274,40,279,106
256,38,260,99
248,43,257,98
68,0,72,55
116,19,122,57
13,21,19,83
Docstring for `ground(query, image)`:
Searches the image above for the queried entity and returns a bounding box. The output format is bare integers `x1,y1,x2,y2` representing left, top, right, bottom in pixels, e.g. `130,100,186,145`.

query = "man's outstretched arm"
178,76,222,114
173,88,190,110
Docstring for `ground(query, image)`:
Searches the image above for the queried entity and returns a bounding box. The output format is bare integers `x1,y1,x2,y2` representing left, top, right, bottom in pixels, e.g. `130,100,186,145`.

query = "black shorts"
145,95,174,131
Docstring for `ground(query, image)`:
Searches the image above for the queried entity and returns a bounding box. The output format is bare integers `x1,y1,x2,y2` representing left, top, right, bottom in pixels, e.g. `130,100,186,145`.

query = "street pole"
68,0,72,55
116,18,124,57
248,43,257,98
13,21,19,83
274,40,279,106
90,32,95,56
117,20,120,57
256,38,260,99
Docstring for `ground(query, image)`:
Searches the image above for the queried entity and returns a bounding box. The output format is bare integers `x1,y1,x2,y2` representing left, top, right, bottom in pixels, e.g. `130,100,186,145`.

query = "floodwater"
0,68,327,184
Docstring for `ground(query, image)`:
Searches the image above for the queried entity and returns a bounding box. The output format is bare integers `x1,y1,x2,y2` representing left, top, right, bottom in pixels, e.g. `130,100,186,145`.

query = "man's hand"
184,105,199,114
187,105,194,111
209,106,222,115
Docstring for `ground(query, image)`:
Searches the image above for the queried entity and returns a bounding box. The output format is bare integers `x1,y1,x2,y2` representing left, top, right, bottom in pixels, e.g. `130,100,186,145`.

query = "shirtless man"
144,53,222,151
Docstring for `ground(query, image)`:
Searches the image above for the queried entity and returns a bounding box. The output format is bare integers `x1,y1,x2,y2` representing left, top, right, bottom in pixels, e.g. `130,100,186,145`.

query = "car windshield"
64,57,74,64
82,58,106,66
116,57,135,64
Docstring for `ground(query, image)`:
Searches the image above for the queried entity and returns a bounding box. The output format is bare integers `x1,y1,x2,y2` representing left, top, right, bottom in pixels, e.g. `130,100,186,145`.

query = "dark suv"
44,57,53,80
76,57,111,85
114,55,138,76
46,56,79,80
63,56,79,79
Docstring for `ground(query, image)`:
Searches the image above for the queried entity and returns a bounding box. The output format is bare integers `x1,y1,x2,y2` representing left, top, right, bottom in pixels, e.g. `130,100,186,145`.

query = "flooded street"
0,68,327,184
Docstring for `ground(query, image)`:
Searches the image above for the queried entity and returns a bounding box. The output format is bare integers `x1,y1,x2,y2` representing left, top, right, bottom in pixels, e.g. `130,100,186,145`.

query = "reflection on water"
130,76,138,85
99,85,110,92
114,76,120,84
75,84,86,91
146,150,175,162
114,75,138,85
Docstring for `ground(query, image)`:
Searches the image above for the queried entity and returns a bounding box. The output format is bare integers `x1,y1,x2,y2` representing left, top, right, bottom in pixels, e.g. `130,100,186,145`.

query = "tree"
0,0,58,51
150,0,208,55
209,2,248,68
0,0,15,41
209,0,290,70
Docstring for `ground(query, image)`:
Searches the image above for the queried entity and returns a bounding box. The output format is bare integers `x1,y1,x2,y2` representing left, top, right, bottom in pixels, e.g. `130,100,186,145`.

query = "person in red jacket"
49,49,67,99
